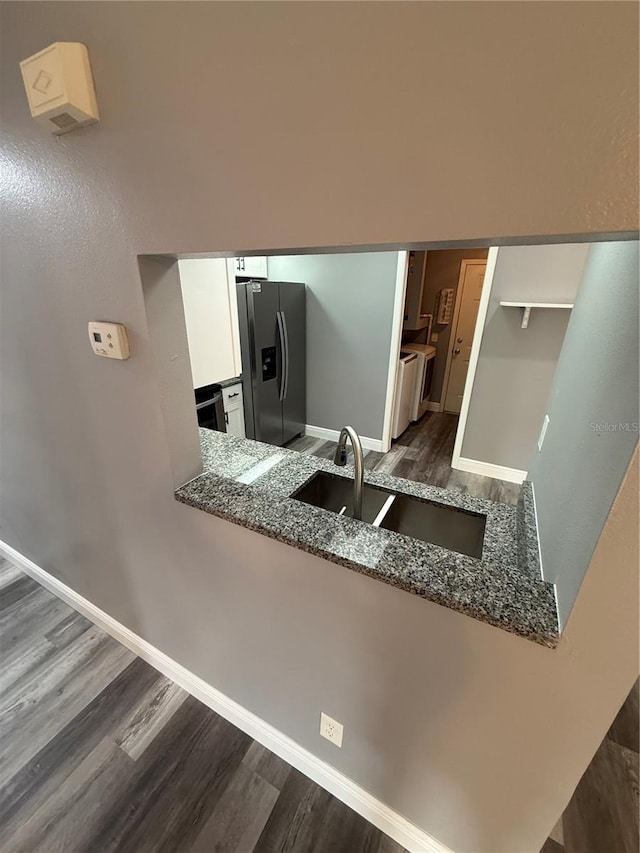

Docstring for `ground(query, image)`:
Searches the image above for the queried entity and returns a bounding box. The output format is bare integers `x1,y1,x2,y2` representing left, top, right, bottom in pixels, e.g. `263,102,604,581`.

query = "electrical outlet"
431,332,439,342
320,712,343,747
538,415,550,451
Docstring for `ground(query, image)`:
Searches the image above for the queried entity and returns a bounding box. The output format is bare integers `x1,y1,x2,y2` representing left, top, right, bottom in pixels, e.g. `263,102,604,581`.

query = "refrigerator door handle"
279,310,290,400
276,310,287,401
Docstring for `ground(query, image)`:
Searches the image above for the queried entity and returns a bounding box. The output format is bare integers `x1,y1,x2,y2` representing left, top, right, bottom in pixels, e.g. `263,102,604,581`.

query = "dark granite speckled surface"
176,430,560,647
517,481,543,579
217,376,243,389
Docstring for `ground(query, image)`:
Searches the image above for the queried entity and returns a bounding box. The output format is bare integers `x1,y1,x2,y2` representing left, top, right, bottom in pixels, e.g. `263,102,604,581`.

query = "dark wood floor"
543,679,639,853
0,558,407,853
2,559,637,853
288,413,521,505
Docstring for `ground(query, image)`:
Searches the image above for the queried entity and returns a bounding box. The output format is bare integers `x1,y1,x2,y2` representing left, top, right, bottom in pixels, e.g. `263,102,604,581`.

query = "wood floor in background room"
1,558,637,853
289,412,521,505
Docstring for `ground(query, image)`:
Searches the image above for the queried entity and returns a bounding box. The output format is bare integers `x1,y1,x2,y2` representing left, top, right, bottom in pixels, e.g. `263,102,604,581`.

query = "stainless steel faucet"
334,426,364,521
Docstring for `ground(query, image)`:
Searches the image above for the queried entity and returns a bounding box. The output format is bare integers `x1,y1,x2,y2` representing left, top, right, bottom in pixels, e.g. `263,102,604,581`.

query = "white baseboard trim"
425,401,442,413
452,456,527,484
305,425,384,453
0,539,452,853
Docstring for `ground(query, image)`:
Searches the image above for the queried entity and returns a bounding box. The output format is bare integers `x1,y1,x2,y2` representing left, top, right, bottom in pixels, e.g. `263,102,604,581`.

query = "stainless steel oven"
195,383,227,432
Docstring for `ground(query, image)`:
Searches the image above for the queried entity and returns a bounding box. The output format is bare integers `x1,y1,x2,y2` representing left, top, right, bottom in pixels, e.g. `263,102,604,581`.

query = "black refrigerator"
236,281,306,446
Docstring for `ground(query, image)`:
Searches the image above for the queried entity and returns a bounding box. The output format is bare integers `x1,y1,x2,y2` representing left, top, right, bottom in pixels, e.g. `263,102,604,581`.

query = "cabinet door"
223,384,245,438
235,257,268,279
225,404,246,438
179,259,241,388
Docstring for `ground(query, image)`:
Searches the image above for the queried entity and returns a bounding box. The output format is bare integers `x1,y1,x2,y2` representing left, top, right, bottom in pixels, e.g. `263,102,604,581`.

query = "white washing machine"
391,351,419,439
402,343,437,421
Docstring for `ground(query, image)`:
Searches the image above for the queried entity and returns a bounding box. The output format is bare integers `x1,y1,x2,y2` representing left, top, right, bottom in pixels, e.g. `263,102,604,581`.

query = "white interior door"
443,261,487,414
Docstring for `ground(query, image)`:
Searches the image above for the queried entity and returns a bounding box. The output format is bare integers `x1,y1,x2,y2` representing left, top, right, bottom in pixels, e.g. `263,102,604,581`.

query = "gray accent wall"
1,4,638,853
461,245,589,472
528,242,640,626
267,253,400,440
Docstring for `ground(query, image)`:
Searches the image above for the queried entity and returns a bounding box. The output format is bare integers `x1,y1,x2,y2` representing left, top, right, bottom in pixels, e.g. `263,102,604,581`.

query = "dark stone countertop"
217,376,243,389
175,430,559,648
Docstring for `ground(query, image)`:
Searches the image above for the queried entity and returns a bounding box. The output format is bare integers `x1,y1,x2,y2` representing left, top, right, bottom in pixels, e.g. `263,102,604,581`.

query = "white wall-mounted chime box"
19,42,99,135
88,322,130,360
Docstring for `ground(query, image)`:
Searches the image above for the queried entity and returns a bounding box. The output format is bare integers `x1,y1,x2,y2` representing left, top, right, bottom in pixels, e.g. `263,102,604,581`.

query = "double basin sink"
292,471,486,559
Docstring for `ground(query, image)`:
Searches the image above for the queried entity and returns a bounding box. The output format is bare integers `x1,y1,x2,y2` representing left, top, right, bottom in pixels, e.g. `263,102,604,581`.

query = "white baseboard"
452,456,527,484
0,539,452,853
425,401,442,413
305,425,384,453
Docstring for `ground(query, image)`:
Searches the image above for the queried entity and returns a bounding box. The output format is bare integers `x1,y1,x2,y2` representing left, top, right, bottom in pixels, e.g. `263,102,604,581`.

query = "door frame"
381,251,409,452
451,248,498,467
441,258,488,414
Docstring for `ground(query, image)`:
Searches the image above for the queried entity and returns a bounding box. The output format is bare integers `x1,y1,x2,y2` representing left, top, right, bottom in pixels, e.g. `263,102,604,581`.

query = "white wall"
459,245,589,473
267,252,400,441
1,3,638,852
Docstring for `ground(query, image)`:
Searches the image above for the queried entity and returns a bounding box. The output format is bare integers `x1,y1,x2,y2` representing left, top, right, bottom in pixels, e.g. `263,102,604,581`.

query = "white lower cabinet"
223,384,245,438
225,405,245,438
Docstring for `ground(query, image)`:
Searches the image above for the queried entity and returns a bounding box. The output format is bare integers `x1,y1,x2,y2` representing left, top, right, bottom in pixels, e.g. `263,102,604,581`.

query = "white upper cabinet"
234,256,268,279
178,259,242,389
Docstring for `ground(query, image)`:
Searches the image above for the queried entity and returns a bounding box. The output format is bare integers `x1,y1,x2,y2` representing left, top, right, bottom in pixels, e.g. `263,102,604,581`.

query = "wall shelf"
499,301,574,329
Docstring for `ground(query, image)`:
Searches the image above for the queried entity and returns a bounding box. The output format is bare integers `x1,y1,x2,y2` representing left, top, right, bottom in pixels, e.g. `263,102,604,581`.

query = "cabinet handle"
224,412,229,424
227,392,239,399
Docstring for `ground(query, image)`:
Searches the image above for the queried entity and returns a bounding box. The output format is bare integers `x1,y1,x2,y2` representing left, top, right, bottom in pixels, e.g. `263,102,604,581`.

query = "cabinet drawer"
223,384,243,408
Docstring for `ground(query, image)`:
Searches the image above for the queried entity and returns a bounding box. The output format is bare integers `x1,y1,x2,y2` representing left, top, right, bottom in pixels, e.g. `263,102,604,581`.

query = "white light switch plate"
88,321,130,359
